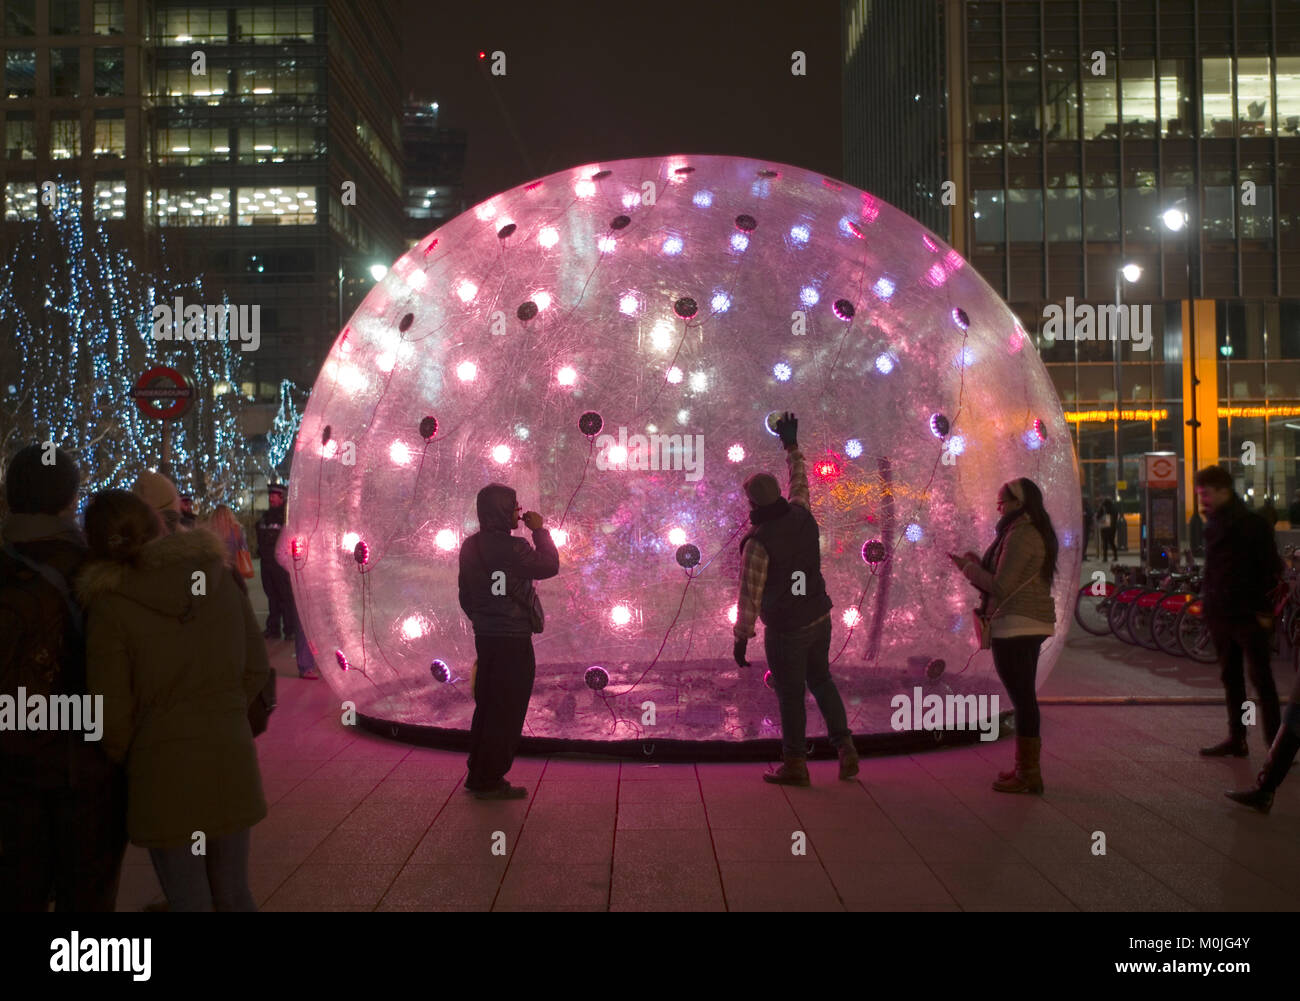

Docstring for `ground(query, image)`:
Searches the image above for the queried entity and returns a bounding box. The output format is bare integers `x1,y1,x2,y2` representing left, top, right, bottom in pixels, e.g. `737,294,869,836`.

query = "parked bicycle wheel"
1176,598,1218,663
1130,589,1166,650
1108,586,1146,644
1153,592,1194,657
1074,581,1115,635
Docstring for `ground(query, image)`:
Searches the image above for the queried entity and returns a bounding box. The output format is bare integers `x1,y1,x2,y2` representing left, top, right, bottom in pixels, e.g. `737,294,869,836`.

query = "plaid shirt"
734,447,811,640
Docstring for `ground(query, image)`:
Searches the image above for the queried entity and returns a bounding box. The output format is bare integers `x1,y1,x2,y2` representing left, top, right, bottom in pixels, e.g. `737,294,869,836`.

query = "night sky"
399,0,842,206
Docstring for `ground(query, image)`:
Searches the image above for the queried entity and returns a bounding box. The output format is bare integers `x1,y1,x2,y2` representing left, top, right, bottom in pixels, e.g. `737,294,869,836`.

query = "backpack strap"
1,542,84,637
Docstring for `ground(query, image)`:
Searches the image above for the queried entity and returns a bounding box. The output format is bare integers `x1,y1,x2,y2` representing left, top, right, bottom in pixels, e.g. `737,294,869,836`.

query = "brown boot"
763,755,810,786
837,739,860,780
993,736,1043,794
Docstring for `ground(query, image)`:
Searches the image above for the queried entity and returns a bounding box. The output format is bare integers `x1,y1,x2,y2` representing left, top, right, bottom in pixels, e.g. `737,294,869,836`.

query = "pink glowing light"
611,604,632,626
551,528,569,548
389,441,412,465
434,529,457,551
456,360,477,382
400,616,427,640
491,444,512,464
456,279,478,303
538,227,559,248
667,527,687,546
727,444,746,462
556,365,578,386
727,604,738,625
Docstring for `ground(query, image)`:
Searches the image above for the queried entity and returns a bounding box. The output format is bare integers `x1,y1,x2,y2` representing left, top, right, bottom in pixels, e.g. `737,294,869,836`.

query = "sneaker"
472,781,528,800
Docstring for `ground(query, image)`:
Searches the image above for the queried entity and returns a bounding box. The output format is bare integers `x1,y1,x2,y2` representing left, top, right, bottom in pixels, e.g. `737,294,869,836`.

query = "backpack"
0,544,82,698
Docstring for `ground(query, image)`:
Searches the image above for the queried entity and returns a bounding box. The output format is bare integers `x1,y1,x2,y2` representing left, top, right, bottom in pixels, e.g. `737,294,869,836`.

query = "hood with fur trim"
77,527,230,618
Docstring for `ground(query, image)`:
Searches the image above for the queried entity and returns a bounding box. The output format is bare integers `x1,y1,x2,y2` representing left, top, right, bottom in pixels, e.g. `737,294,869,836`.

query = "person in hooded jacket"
458,483,558,799
78,489,269,911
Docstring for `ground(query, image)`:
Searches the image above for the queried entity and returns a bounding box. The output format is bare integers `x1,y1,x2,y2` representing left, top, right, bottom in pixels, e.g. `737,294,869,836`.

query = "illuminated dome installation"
282,155,1081,757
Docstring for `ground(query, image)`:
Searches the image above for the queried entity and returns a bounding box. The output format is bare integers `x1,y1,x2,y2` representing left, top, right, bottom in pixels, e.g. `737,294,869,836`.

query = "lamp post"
1114,262,1142,508
1163,203,1202,549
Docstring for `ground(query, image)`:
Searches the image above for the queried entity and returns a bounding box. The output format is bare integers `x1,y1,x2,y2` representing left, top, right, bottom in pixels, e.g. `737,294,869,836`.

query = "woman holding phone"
949,478,1058,793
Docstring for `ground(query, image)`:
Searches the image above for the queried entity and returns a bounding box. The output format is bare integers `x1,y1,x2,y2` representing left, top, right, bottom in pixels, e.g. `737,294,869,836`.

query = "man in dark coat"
1195,465,1285,758
733,412,857,786
458,483,558,799
0,444,126,911
255,483,296,640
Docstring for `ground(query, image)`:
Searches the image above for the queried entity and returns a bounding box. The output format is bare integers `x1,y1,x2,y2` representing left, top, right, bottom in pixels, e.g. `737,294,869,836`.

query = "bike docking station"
1138,451,1181,571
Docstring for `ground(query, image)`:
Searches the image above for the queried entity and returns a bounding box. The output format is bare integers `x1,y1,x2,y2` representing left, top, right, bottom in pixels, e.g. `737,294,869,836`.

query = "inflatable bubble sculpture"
281,154,1081,757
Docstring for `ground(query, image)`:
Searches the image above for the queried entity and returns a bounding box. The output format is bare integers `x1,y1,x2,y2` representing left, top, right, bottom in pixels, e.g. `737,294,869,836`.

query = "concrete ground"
113,556,1300,911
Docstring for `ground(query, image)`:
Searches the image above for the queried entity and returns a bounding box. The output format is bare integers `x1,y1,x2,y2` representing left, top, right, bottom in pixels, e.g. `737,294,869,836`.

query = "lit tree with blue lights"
0,181,254,509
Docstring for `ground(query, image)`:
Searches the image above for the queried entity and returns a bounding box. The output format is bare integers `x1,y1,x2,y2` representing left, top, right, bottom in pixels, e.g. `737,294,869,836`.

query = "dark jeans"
148,827,256,912
764,614,851,759
0,765,127,912
991,635,1045,738
1099,527,1118,562
263,569,296,637
1209,616,1280,745
466,633,536,790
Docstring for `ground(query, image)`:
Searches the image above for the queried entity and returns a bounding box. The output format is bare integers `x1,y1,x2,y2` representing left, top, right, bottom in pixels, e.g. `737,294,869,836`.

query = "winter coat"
458,483,559,637
962,515,1057,630
1201,494,1284,623
77,527,268,849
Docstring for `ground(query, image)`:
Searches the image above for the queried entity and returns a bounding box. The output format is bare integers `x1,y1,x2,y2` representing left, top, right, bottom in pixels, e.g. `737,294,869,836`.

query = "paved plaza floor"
113,555,1300,911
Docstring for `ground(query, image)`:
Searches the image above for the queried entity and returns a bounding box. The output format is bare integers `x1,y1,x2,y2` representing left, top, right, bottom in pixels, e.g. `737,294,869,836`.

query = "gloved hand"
775,411,798,450
733,638,750,667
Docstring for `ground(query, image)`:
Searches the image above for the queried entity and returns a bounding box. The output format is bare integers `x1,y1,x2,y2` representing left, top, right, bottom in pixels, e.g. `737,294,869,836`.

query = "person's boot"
837,739,860,780
763,755,810,786
472,781,528,800
993,736,1043,794
1200,734,1249,757
1226,729,1300,814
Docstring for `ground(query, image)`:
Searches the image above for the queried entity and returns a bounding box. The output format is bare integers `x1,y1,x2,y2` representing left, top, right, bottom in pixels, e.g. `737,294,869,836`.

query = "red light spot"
478,51,485,59
291,537,303,558
525,181,543,191
813,454,843,482
423,238,439,256
820,178,842,191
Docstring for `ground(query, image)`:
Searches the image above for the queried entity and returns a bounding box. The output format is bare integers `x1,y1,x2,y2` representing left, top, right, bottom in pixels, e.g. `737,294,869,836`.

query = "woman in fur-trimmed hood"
78,489,268,911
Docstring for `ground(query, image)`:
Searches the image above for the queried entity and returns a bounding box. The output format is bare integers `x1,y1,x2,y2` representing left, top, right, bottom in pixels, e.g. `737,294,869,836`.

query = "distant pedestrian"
79,489,268,911
0,444,127,912
458,483,558,799
207,504,252,576
1195,465,1285,758
952,477,1058,794
178,494,198,530
255,483,295,640
1097,497,1118,562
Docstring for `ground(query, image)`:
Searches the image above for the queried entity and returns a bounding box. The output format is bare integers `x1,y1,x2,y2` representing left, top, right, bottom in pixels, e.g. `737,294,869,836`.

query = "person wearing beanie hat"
255,482,299,649
735,412,855,787
131,470,184,535
1,443,128,911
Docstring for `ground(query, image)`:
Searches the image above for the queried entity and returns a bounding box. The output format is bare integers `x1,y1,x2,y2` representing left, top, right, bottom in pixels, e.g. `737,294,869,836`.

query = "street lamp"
337,260,390,332
1114,262,1142,508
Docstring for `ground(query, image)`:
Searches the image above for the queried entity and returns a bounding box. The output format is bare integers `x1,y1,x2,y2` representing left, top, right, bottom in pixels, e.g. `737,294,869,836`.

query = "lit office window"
4,183,39,220
93,111,125,157
50,0,80,34
156,188,231,226
50,117,81,159
50,48,80,97
93,180,127,220
1119,60,1156,135
1158,59,1192,137
156,8,227,45
1043,62,1078,139
6,50,36,98
1280,57,1300,136
1201,57,1235,137
5,114,36,159
1082,76,1118,139
159,66,229,103
236,186,317,225
157,128,231,165
93,0,124,35
93,47,124,96
233,6,315,43
236,126,322,164
1237,57,1273,136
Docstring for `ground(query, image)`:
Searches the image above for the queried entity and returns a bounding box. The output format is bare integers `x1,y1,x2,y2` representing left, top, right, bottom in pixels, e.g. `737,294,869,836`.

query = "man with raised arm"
733,412,858,786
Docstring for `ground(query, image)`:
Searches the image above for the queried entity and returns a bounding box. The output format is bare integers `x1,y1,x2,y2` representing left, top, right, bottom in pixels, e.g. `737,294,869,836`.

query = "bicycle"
1074,563,1139,635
